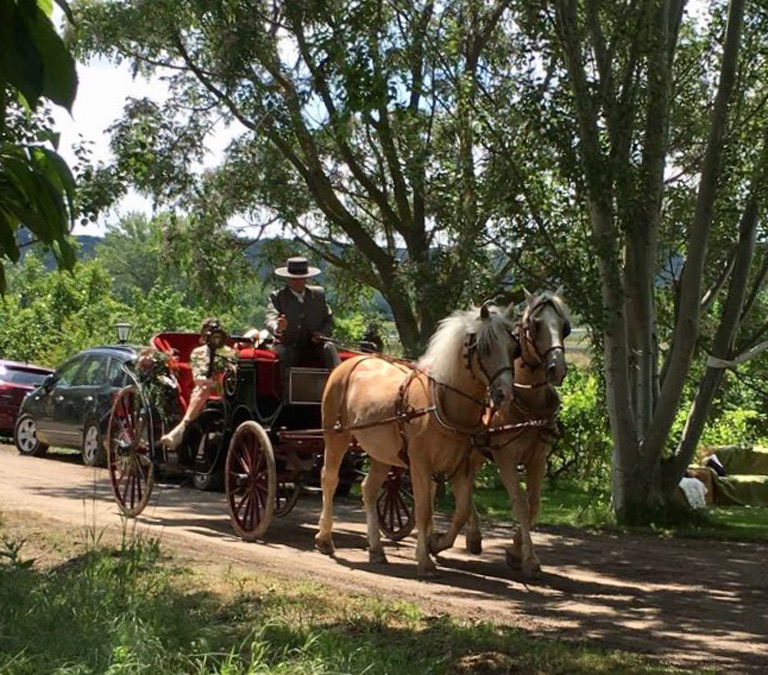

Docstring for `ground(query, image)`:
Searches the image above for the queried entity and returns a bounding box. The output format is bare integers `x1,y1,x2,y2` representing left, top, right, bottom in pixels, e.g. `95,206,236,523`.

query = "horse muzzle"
546,348,567,385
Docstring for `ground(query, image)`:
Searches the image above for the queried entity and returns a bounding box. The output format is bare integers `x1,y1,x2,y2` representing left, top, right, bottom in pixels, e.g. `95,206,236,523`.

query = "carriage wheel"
377,467,415,541
107,385,155,517
225,421,276,540
274,480,302,518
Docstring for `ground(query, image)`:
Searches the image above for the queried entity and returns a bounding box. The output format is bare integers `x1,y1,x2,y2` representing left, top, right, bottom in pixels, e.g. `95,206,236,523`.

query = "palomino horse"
429,288,571,578
315,304,519,577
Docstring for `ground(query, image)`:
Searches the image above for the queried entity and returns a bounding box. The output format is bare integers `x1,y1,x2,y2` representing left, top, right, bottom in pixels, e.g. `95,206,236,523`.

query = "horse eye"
562,321,571,339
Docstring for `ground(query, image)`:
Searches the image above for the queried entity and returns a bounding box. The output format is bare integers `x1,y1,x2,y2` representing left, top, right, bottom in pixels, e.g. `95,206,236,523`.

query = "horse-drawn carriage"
107,290,569,578
106,332,415,541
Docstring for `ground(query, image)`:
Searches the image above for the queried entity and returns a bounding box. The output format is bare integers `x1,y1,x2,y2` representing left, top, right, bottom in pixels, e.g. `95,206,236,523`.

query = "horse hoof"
428,532,445,555
505,548,522,569
417,565,439,579
315,537,335,556
369,549,388,565
466,533,482,555
522,560,542,579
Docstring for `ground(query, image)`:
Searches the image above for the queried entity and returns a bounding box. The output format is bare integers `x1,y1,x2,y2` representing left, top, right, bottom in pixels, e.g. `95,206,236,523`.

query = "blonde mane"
418,306,513,383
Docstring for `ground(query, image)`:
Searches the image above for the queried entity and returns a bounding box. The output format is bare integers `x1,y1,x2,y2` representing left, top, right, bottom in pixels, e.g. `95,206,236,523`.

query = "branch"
290,15,406,230
700,248,736,314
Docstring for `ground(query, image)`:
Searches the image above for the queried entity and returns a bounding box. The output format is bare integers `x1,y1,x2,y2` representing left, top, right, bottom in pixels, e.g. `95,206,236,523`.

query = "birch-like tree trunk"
551,0,748,521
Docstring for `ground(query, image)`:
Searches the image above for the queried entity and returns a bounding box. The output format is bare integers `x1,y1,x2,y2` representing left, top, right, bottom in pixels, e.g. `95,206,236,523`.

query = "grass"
0,517,697,675
464,479,768,543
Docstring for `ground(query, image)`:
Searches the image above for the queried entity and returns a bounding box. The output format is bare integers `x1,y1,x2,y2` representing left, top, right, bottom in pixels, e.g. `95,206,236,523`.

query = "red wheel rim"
274,481,301,518
226,424,275,538
107,387,154,516
377,467,415,541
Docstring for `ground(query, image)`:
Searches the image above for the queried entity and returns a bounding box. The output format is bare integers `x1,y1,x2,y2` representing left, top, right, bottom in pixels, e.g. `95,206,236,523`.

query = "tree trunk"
663,131,768,494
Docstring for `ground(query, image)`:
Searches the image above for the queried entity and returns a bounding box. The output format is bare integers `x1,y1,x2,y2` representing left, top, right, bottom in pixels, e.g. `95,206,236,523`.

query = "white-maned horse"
315,304,518,577
432,289,570,577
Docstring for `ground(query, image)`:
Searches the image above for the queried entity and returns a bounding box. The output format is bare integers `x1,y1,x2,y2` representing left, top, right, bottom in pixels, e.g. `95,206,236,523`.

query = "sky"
51,54,238,237
51,57,158,235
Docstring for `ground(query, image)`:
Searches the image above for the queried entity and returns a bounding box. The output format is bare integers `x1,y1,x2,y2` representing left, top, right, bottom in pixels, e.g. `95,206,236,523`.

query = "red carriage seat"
151,332,213,409
152,332,359,404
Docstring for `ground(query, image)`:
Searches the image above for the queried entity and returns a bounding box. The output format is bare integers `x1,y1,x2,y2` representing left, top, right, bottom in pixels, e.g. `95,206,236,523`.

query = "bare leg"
361,458,391,564
315,431,349,555
160,383,211,448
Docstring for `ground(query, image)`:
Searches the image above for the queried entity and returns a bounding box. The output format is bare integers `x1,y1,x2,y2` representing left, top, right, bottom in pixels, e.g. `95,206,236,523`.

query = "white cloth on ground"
678,476,708,509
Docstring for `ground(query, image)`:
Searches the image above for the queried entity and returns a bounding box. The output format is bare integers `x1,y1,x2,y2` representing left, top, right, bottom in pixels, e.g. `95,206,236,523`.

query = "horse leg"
361,458,390,564
525,442,547,527
509,442,547,565
429,462,476,556
315,431,349,556
493,446,540,578
411,464,438,578
463,453,486,554
464,497,483,555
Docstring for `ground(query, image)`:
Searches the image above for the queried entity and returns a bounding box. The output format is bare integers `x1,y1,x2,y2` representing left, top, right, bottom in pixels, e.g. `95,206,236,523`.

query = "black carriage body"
106,333,412,543
226,348,363,490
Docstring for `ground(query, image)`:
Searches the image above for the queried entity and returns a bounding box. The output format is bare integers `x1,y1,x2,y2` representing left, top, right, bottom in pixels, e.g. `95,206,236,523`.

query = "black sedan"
14,345,136,466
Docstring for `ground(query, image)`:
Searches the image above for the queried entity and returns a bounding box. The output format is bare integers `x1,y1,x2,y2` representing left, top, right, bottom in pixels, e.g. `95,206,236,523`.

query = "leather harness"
306,301,568,471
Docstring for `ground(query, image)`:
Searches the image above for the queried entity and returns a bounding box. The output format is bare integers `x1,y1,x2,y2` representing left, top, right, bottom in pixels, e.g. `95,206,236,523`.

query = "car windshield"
0,366,50,386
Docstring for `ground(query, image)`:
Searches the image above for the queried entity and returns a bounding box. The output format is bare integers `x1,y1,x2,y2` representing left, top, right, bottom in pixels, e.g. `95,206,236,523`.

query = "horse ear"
554,284,564,297
480,302,491,320
523,287,535,306
504,301,517,319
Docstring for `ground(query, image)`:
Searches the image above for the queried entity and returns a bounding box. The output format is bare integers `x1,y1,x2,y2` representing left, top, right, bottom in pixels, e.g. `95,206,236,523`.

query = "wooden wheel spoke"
107,387,155,518
226,422,276,539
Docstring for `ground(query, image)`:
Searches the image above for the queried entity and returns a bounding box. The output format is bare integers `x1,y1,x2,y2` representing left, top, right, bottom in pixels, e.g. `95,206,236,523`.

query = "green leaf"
1,151,58,241
52,237,76,270
0,208,20,263
33,146,76,225
3,4,45,108
0,259,6,295
21,0,78,111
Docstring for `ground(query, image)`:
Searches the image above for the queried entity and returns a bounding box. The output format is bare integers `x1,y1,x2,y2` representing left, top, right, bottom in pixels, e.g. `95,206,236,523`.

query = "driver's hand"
276,315,287,334
311,332,323,344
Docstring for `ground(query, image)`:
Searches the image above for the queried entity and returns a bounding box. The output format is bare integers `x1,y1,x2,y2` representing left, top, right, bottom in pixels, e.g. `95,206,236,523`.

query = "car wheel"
14,414,49,457
192,469,224,492
192,432,224,492
82,419,106,467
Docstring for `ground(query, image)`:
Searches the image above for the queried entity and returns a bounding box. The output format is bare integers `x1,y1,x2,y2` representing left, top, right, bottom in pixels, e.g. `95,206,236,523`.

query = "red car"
0,360,54,435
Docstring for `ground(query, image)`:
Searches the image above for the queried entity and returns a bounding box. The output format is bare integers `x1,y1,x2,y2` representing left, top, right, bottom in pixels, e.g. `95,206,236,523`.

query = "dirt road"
0,444,765,673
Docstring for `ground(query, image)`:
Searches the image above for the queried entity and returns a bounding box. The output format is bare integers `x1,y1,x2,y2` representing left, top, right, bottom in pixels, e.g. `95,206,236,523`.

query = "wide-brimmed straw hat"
275,256,321,278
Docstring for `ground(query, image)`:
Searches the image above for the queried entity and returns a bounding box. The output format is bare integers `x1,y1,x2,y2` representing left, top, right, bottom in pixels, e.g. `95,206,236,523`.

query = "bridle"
463,330,514,407
518,298,570,370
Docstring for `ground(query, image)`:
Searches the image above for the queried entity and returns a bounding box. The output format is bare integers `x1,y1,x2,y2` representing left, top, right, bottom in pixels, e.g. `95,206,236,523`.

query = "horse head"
463,302,517,408
420,303,518,410
514,287,570,386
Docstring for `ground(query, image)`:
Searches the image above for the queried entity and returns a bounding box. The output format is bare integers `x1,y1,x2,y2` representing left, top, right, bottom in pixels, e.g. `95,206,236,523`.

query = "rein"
517,296,569,369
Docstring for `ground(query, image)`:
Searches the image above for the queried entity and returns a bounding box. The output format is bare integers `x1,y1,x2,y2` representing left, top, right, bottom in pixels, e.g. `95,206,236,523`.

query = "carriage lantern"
114,322,132,344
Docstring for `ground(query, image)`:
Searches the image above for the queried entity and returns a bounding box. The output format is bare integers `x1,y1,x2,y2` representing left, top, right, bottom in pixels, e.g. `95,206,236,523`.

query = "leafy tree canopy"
0,0,79,290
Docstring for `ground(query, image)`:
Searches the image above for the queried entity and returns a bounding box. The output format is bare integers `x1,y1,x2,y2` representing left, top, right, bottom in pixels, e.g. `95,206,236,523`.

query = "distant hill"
16,230,101,268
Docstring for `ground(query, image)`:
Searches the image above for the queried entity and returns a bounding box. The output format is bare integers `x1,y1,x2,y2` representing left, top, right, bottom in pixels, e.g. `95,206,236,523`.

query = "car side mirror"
42,373,57,389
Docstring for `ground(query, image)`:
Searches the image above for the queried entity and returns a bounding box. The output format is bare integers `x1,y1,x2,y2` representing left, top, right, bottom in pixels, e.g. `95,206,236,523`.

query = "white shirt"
289,288,305,303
